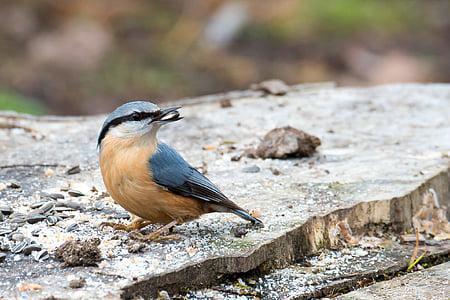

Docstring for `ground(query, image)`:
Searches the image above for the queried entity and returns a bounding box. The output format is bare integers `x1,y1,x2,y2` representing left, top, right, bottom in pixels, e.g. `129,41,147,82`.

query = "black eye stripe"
97,110,160,147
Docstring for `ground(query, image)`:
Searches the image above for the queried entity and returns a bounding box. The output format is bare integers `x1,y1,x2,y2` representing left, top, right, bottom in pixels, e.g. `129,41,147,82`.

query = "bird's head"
97,101,182,148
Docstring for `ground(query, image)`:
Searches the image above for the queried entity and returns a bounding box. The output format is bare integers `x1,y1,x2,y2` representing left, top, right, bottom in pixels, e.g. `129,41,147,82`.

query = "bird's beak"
150,106,183,124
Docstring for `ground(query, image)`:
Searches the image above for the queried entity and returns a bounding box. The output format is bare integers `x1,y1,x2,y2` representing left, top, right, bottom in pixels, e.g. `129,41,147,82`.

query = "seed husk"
0,205,13,216
67,165,81,175
27,214,47,224
65,223,79,232
32,249,49,262
68,190,84,197
46,215,59,226
23,244,42,255
11,240,28,253
0,228,13,236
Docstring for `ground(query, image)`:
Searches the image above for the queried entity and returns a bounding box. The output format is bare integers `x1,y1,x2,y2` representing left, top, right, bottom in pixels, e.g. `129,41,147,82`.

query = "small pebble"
31,229,40,237
51,206,75,212
242,165,260,173
353,249,368,257
13,254,21,262
69,277,86,289
11,233,24,241
44,168,55,177
128,242,146,253
231,226,248,238
157,291,171,300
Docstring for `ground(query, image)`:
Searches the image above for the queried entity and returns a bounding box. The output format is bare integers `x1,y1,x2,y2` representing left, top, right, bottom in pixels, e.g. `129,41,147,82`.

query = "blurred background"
0,0,449,115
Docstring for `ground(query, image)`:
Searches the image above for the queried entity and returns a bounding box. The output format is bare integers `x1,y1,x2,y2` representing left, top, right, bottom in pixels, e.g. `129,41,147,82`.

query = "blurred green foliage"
0,89,45,115
242,0,422,42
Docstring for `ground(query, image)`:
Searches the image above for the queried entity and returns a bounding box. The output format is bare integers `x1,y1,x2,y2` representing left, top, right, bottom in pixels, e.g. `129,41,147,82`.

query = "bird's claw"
129,231,181,242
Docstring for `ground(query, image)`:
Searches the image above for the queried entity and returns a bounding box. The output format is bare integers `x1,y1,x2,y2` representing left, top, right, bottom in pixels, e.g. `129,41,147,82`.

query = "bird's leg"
130,220,180,241
100,216,153,232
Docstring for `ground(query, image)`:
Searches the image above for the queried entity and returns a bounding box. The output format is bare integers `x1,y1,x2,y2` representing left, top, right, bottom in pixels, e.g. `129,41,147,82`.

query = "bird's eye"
131,112,140,121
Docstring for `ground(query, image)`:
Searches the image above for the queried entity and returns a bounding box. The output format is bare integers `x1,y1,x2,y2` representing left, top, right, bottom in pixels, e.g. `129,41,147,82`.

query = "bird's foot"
129,220,180,241
100,219,152,232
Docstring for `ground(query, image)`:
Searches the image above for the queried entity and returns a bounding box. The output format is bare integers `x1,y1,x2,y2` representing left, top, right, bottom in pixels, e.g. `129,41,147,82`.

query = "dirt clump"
55,238,101,267
255,126,321,159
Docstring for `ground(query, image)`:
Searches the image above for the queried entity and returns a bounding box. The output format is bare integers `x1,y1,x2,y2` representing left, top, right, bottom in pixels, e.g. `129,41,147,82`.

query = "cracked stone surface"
0,83,449,299
337,261,450,300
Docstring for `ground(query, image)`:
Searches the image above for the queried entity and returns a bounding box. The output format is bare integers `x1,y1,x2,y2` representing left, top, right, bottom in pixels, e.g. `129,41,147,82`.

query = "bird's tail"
232,209,263,225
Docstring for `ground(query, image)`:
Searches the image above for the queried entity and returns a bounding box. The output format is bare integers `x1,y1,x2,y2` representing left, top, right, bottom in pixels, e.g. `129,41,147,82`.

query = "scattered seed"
27,214,47,224
11,240,28,253
0,228,13,236
46,216,59,226
23,244,42,255
51,206,75,212
114,212,131,220
30,201,47,209
8,182,21,189
32,249,49,262
31,229,40,237
56,200,83,210
39,201,56,213
0,205,13,216
68,190,84,197
47,193,65,200
67,165,81,175
65,223,79,232
54,213,72,219
10,217,26,224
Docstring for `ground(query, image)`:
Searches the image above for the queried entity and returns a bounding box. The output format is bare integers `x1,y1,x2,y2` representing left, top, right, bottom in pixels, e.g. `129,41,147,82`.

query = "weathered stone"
337,261,450,300
0,83,449,299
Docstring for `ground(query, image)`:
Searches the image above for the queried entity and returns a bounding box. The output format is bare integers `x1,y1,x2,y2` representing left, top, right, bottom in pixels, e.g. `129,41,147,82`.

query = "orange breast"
99,135,205,224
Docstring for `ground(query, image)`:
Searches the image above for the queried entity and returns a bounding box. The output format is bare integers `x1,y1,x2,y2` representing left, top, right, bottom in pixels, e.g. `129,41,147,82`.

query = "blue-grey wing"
149,143,231,205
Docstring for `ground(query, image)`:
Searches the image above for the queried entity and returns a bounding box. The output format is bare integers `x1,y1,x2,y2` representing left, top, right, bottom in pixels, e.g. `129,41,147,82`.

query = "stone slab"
0,84,449,299
337,261,450,300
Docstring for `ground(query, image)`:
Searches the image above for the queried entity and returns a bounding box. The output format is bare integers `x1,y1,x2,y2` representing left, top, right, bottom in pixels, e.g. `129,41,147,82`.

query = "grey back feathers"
150,143,262,224
98,101,159,147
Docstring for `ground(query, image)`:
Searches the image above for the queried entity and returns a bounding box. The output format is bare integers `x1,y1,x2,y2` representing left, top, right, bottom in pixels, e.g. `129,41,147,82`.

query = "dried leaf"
336,220,359,245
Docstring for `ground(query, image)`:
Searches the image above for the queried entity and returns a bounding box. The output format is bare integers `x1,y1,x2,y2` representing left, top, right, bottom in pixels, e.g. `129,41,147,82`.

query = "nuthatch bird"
98,101,262,239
